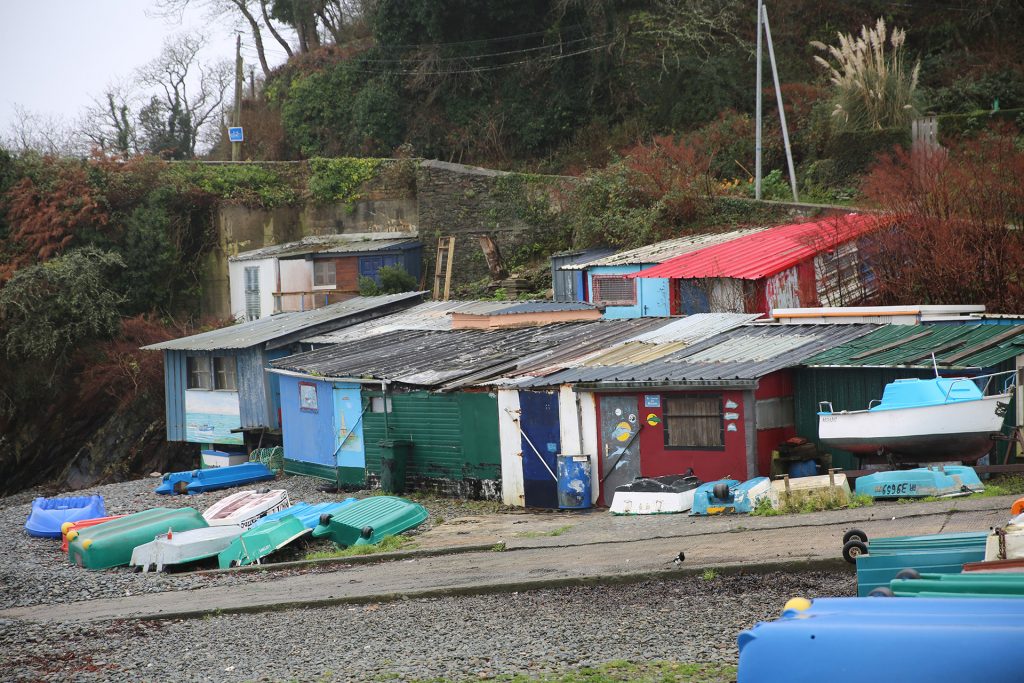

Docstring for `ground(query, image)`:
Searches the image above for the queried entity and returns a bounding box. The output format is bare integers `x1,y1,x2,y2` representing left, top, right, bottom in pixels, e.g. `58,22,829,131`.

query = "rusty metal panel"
599,395,641,498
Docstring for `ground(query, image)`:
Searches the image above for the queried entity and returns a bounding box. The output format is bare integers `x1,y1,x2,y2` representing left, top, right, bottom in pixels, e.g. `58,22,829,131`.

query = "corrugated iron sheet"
630,214,883,280
560,228,766,270
230,234,420,261
143,292,425,352
803,323,1024,369
510,323,877,388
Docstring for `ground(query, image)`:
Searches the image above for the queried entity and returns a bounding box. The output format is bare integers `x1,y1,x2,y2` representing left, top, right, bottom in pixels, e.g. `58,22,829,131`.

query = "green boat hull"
217,515,309,568
67,507,208,570
310,496,428,547
892,572,1024,598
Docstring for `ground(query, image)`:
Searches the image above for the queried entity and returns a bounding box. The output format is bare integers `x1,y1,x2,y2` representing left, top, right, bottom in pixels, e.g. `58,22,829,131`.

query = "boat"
311,496,428,547
818,372,1014,462
130,525,244,573
24,495,106,539
66,508,208,570
217,515,309,568
889,572,1024,598
736,597,1024,683
771,472,850,506
850,531,988,596
154,462,275,495
854,465,984,499
690,477,772,516
610,471,702,515
202,489,290,529
250,500,357,530
61,515,124,553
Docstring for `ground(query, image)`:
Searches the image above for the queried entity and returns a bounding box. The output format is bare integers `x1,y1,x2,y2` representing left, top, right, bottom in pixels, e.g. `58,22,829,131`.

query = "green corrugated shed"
803,324,1024,369
362,390,500,495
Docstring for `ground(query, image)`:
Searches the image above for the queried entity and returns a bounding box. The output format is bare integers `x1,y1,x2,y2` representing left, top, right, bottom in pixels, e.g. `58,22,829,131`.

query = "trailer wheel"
318,513,333,527
712,482,730,500
894,568,920,580
360,526,374,539
842,539,868,564
868,587,894,597
842,528,868,544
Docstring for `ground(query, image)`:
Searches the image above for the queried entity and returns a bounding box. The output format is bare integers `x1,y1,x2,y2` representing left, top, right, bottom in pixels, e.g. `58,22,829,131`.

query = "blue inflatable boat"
154,462,275,495
855,465,984,499
24,495,106,538
250,499,357,529
690,477,771,515
737,597,1024,682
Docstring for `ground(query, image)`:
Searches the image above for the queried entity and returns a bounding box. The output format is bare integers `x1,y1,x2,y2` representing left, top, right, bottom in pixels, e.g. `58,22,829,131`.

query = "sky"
0,1,292,136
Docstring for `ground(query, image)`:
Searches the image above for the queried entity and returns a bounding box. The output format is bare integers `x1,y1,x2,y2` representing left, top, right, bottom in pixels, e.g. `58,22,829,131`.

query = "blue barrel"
556,455,592,509
787,459,818,478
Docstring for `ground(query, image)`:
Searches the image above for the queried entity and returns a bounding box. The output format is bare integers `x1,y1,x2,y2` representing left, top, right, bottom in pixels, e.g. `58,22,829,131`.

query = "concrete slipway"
1,494,1015,624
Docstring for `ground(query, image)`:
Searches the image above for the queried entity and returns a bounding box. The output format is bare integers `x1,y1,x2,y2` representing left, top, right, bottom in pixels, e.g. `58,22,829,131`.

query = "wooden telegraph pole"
232,34,243,162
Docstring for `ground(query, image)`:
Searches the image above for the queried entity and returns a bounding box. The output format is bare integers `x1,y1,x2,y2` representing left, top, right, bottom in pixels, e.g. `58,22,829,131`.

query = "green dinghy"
217,514,309,568
311,496,428,547
67,507,208,570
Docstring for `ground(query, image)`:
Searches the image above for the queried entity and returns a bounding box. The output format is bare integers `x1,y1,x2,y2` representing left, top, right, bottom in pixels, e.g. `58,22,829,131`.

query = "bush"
358,266,417,296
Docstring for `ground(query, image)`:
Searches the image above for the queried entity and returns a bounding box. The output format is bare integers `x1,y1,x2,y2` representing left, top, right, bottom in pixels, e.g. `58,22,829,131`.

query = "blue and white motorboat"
818,371,1014,462
690,477,772,516
855,465,984,499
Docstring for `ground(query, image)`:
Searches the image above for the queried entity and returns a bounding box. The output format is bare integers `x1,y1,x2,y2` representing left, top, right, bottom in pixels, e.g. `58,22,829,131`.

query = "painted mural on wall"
185,389,243,444
334,387,365,470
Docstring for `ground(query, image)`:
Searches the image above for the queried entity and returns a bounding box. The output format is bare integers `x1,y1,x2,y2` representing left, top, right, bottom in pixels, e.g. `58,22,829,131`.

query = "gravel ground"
1,475,508,609
0,569,855,682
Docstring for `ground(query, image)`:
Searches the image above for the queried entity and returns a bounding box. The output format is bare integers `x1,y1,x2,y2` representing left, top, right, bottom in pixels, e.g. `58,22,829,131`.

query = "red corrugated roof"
628,213,884,280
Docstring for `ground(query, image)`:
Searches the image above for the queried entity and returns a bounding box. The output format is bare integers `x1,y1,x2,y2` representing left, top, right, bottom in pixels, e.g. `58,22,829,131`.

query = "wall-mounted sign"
646,413,661,427
299,381,319,412
228,126,244,142
644,394,661,408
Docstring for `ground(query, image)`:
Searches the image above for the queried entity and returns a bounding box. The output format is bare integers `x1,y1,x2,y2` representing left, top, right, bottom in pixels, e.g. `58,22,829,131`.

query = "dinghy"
67,508,208,569
202,489,289,529
61,515,123,553
855,465,983,499
154,462,275,495
130,525,244,572
24,495,106,539
818,372,1014,462
250,500,357,530
311,496,428,547
217,515,309,568
610,472,702,515
690,477,772,516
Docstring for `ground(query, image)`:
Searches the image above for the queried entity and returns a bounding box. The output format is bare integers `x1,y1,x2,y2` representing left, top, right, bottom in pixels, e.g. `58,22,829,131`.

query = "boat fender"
782,597,811,615
66,530,78,542
360,526,374,539
319,513,333,527
82,539,93,550
712,482,730,500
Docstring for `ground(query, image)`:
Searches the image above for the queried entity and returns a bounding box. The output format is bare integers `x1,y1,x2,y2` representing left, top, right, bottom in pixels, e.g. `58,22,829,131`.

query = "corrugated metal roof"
560,228,766,270
273,320,660,388
630,214,883,280
802,324,1024,369
143,292,426,352
510,323,877,388
230,233,420,262
484,301,598,316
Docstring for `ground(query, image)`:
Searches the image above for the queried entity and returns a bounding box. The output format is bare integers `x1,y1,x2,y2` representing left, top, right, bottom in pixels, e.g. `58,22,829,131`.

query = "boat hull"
217,515,310,568
610,474,702,515
25,496,106,539
130,525,244,572
819,394,1008,461
154,462,275,495
202,490,290,529
690,477,771,516
855,466,984,499
67,508,208,570
311,496,428,547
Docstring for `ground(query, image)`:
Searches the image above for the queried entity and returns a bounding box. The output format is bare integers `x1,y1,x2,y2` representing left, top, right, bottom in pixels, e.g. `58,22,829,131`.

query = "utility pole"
762,5,799,202
249,67,256,99
232,34,243,162
754,0,763,200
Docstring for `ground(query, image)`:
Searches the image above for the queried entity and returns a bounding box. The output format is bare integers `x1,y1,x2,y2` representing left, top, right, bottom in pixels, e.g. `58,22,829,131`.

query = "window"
213,357,238,391
244,266,261,320
664,395,724,449
187,357,212,390
299,381,318,412
370,396,393,413
592,276,637,306
313,259,337,287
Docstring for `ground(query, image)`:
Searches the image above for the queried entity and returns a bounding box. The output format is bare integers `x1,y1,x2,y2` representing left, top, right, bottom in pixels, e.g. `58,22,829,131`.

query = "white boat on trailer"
818,370,1014,463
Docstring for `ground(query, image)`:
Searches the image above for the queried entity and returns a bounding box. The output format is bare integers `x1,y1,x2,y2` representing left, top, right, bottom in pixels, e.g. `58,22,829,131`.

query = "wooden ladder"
432,236,456,301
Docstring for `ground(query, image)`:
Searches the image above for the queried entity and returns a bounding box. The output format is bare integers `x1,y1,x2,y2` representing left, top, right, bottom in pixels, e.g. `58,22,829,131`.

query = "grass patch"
514,524,574,539
752,490,873,516
389,660,737,683
701,569,718,581
305,534,414,560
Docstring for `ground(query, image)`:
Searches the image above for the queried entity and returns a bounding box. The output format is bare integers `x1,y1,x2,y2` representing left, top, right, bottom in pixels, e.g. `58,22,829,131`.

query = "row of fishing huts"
145,288,1024,507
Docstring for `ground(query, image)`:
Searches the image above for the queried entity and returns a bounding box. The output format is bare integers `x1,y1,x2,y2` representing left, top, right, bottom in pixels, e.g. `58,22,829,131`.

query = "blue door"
518,390,560,508
359,255,401,285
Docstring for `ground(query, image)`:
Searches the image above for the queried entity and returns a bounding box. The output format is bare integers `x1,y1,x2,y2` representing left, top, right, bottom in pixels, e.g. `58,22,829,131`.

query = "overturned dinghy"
855,465,983,500
218,515,309,568
202,489,290,530
130,525,244,573
25,495,106,539
250,499,358,530
311,496,428,547
690,477,772,516
67,508,208,570
155,462,275,495
610,472,702,515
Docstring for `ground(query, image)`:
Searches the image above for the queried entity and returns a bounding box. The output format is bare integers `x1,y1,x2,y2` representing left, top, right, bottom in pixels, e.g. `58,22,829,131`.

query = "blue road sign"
228,127,244,142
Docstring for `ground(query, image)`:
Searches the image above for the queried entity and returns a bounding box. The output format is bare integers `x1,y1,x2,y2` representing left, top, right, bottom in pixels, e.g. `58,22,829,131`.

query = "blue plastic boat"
690,477,771,516
154,462,275,495
250,500,357,530
855,465,983,499
24,495,106,538
737,597,1024,683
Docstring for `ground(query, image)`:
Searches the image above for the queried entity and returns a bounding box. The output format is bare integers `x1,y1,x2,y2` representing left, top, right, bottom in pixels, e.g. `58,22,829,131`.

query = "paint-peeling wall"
763,266,801,312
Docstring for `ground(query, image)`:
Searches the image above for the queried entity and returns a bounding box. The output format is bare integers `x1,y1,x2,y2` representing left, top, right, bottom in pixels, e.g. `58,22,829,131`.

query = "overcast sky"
0,1,291,135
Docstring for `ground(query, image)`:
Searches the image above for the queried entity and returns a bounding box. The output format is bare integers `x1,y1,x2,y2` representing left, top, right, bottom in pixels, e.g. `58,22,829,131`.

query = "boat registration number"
875,482,918,496
820,416,838,423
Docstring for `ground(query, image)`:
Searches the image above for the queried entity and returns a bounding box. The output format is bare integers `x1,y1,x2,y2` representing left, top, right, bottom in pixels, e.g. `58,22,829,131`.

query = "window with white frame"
313,259,337,287
592,275,637,306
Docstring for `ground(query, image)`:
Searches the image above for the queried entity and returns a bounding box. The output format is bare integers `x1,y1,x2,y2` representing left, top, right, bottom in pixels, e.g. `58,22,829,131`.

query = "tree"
79,84,139,157
135,35,232,158
2,104,88,157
